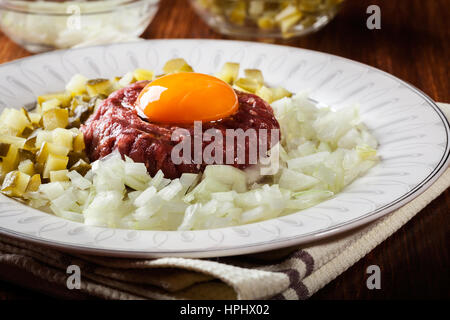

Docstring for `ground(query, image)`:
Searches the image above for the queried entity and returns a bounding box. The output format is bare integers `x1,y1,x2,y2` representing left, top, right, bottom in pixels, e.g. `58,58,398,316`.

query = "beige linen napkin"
0,104,449,300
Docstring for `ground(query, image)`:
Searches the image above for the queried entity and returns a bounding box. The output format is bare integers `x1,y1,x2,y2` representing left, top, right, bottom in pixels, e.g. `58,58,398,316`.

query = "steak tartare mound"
81,81,280,179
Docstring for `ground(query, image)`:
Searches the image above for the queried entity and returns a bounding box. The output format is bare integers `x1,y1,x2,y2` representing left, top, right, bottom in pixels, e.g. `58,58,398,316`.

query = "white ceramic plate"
0,40,448,258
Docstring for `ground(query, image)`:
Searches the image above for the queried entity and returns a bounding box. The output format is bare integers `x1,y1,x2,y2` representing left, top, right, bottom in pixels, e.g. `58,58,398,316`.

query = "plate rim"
0,39,448,258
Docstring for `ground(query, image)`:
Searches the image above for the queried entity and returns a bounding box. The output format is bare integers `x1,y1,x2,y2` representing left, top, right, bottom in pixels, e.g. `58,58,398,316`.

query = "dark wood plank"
0,0,448,299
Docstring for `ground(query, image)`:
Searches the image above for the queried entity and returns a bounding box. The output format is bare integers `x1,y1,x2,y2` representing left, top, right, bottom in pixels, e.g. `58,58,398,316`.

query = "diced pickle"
20,108,33,127
20,107,29,117
43,154,69,179
133,69,154,81
163,58,194,74
36,141,69,161
228,1,246,25
118,72,135,88
109,76,122,91
0,108,31,135
36,130,53,148
18,149,35,162
234,78,261,93
18,159,34,176
47,143,70,157
86,79,113,97
300,15,318,28
255,86,274,103
215,62,240,84
41,98,61,112
0,143,10,157
92,97,105,114
67,151,89,169
33,162,44,176
38,92,72,108
36,142,50,164
249,1,265,18
50,169,69,182
69,95,89,114
21,126,34,139
275,4,299,22
255,85,292,103
68,98,93,127
66,74,88,95
1,171,30,197
26,174,41,192
1,145,19,174
70,159,91,176
42,108,69,130
73,131,85,153
244,69,264,85
52,128,74,151
23,136,37,152
271,87,292,101
27,112,41,124
299,0,324,12
68,117,80,129
280,12,303,35
0,135,26,148
257,15,276,29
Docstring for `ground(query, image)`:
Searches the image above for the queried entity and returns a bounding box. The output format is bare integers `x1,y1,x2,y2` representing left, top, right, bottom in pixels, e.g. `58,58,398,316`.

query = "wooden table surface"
0,0,448,300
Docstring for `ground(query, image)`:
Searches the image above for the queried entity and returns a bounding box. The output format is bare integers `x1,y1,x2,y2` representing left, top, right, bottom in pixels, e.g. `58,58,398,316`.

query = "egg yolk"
136,72,238,123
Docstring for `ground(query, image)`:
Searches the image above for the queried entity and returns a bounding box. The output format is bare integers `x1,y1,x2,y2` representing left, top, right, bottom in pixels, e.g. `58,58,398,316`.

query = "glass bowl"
189,0,344,39
0,0,160,52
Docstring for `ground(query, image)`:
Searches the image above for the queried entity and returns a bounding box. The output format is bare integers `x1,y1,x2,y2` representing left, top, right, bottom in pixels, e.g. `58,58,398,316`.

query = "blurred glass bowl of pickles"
189,0,344,39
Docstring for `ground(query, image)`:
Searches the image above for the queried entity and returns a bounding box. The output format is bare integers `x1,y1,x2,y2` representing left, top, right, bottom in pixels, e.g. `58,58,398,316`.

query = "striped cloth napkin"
0,104,449,300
